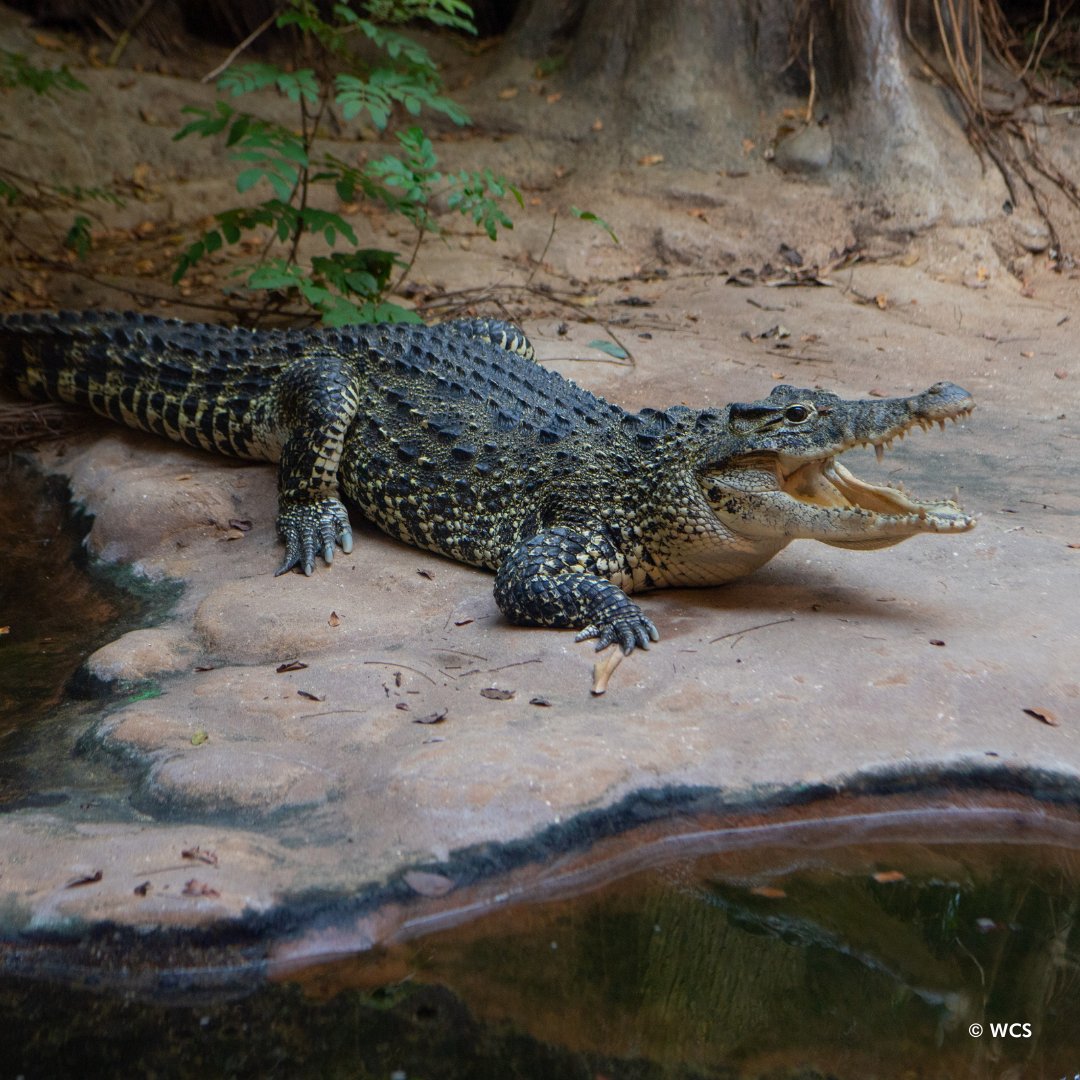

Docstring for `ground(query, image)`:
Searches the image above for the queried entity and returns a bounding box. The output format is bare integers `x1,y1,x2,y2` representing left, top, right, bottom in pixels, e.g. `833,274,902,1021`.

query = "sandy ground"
0,8,1078,945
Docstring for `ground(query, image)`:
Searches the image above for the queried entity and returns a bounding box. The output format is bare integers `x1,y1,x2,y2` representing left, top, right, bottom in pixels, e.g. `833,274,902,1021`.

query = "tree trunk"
500,0,1003,224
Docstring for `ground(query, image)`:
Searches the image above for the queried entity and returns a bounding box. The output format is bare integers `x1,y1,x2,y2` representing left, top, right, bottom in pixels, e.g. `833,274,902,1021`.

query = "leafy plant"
173,0,522,324
0,50,86,95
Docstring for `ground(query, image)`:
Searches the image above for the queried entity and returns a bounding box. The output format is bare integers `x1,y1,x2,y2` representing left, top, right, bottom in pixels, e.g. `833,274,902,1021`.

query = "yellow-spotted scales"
1,310,976,653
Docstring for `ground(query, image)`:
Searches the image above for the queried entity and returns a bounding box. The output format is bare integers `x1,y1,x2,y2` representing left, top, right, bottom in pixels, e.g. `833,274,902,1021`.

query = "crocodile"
0,309,975,653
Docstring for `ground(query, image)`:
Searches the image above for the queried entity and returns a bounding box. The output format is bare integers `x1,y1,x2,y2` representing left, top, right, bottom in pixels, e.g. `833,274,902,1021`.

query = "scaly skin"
0,310,976,653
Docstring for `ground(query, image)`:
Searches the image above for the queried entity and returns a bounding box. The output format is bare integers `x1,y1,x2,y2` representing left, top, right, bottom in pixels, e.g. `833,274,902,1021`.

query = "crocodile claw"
576,611,660,655
275,497,353,576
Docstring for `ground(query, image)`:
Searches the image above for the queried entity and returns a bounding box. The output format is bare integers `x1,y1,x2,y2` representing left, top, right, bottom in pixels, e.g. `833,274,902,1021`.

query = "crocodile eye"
784,404,812,423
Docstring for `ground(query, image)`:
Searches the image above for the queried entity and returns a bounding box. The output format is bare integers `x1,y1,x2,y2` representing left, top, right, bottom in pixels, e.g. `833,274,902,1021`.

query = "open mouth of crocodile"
777,416,976,539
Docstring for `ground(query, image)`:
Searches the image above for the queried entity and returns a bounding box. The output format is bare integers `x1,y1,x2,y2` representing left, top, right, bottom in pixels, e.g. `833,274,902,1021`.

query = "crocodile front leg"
273,352,361,576
494,526,659,654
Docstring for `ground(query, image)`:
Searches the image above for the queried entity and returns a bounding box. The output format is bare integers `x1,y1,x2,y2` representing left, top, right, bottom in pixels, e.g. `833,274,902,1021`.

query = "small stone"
1010,215,1051,253
773,123,833,173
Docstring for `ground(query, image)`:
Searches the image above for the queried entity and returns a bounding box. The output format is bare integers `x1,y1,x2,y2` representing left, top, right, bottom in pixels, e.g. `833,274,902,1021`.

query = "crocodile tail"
0,309,290,460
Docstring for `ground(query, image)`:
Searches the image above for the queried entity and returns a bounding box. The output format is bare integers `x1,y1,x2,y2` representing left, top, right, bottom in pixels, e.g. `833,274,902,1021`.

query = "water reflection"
0,457,170,805
3,808,1080,1076
292,821,1080,1078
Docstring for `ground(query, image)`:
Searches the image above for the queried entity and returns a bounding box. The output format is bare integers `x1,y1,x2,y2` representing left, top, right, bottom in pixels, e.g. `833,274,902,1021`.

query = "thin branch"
709,618,794,645
107,0,159,68
526,212,558,285
202,6,285,84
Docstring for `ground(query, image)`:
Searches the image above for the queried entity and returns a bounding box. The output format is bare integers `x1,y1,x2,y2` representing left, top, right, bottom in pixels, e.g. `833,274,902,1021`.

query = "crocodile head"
700,381,976,550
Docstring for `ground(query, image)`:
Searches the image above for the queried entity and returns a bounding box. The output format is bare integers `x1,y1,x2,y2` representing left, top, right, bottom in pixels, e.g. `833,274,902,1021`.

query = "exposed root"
0,401,87,450
905,0,1080,264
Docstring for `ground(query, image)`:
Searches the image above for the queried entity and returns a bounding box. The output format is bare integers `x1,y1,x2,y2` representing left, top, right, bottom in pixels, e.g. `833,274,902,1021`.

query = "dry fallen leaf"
182,879,221,899
1054,369,1068,379
34,32,65,50
873,870,907,883
297,690,324,702
875,293,888,310
929,639,946,647
182,846,219,867
497,86,519,100
414,709,448,725
591,647,624,694
65,870,103,889
0,626,9,635
1023,707,1060,726
133,881,151,897
276,660,308,673
529,696,552,707
750,886,787,899
637,153,665,167
480,687,514,700
591,117,604,131
328,611,341,627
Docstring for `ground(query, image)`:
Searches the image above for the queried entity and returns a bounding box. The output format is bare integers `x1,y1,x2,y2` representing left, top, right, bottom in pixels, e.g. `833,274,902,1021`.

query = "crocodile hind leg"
493,526,659,654
273,351,362,576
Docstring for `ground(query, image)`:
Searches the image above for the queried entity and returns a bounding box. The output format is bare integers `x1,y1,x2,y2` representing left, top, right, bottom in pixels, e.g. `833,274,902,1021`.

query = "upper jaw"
843,380,975,460
776,389,976,532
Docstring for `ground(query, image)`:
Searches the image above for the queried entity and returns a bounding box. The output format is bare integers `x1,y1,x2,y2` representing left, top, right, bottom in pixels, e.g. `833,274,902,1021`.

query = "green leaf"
172,239,205,283
587,339,628,360
63,215,93,259
267,167,299,202
216,59,318,102
0,177,23,206
174,102,234,142
571,206,619,244
0,51,87,95
236,168,265,193
300,207,358,247
246,261,303,291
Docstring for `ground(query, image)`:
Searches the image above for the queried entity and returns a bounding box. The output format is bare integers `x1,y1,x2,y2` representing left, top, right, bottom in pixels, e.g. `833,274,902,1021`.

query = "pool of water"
0,456,175,807
3,810,1080,1079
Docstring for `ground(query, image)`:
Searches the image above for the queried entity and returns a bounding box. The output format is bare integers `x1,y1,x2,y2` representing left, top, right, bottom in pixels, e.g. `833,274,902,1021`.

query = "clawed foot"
275,498,354,576
575,610,659,654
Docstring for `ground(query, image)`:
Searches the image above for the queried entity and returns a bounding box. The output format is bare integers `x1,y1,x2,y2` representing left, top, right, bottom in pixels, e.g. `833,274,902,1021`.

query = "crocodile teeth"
875,443,885,463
